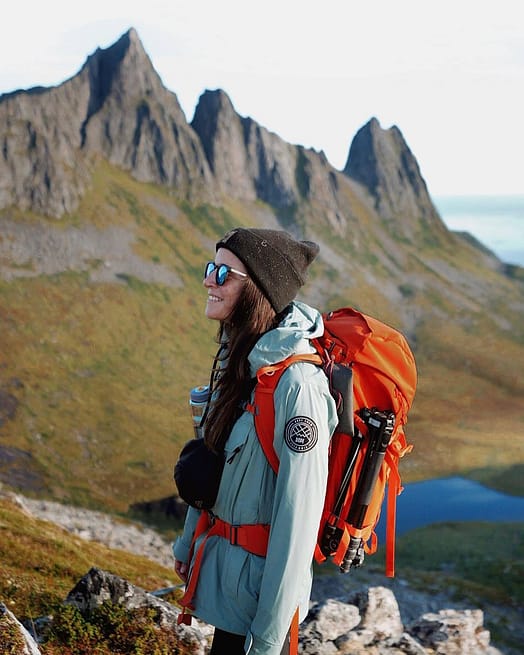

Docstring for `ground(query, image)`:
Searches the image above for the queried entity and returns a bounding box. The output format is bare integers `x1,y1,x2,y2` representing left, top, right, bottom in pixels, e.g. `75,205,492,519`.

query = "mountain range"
0,28,523,513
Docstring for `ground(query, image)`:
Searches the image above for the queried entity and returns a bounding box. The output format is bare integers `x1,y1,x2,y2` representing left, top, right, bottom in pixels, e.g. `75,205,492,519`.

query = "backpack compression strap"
383,431,413,577
246,353,323,473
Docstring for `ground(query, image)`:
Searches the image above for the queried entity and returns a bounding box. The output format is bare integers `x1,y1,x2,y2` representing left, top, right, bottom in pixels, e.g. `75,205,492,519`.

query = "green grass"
467,464,524,497
41,602,189,654
394,522,524,605
0,272,212,511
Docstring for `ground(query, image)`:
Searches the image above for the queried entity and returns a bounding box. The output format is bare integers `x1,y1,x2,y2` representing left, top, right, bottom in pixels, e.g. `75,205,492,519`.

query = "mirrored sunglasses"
204,261,248,286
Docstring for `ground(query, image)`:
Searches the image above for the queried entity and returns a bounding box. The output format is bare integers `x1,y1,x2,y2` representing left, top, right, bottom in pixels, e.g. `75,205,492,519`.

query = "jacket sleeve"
246,364,336,654
172,505,201,563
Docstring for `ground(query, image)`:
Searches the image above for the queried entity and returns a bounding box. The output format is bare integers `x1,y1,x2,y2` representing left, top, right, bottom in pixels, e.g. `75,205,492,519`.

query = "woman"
173,228,338,654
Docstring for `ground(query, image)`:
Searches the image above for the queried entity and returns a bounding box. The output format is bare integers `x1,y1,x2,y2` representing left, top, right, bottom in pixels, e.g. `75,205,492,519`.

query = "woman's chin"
205,303,224,321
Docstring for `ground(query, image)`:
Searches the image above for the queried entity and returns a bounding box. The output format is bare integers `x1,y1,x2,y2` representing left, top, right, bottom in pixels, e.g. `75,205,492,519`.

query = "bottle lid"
190,385,210,404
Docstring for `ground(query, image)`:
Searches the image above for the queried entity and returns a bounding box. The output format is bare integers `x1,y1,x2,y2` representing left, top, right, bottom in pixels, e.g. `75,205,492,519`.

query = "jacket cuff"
244,632,284,655
172,536,191,563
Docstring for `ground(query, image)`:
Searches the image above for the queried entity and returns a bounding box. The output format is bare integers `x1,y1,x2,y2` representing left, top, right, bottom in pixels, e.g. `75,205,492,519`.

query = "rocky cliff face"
80,29,214,198
192,88,350,231
0,28,215,217
191,89,258,201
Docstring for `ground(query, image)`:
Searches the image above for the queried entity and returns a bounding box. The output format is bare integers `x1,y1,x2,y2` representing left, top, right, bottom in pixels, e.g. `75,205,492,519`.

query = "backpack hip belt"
211,515,271,555
177,512,270,624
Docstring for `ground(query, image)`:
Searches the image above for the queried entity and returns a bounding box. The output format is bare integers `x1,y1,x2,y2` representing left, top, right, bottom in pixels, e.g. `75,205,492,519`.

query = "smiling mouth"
207,295,222,302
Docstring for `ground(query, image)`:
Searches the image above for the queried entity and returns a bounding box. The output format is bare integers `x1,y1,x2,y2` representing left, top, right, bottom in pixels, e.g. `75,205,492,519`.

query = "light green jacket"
173,301,338,654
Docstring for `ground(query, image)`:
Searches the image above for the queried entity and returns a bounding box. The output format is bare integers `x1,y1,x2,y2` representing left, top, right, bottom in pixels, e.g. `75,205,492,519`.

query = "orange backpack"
251,307,417,577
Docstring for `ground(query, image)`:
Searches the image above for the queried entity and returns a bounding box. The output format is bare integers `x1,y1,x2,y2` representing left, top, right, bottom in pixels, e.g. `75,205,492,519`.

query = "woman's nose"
203,271,215,288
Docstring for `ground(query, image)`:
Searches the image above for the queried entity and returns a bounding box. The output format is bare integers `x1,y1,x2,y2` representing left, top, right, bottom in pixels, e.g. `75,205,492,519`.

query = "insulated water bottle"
189,385,210,438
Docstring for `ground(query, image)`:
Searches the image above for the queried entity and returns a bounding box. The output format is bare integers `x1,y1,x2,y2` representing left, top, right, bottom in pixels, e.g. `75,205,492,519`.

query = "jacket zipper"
227,445,243,464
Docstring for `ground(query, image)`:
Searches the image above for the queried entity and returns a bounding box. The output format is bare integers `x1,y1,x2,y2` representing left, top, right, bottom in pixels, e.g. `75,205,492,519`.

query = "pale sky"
1,0,523,197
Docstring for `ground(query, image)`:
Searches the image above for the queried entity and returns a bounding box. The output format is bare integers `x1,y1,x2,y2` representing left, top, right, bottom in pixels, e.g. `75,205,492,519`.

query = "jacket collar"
248,301,323,375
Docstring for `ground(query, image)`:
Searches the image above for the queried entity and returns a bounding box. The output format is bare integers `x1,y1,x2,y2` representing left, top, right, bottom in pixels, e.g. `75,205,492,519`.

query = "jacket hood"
248,301,323,375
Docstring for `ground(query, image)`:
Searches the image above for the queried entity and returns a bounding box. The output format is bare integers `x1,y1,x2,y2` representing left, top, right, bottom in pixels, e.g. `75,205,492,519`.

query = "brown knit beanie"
216,228,319,312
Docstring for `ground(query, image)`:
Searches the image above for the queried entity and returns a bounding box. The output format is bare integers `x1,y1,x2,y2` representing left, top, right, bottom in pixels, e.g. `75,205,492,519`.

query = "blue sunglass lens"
216,265,228,285
204,262,229,286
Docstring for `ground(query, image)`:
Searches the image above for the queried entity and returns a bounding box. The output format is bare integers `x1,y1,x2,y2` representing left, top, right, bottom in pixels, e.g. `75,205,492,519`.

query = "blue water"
375,477,524,540
433,195,524,267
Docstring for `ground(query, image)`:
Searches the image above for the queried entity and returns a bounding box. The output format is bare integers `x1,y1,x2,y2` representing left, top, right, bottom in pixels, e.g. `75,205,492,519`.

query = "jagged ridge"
0,28,442,244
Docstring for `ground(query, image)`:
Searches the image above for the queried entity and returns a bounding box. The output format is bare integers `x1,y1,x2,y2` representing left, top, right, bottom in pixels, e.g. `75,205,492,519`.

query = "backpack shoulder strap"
247,353,322,474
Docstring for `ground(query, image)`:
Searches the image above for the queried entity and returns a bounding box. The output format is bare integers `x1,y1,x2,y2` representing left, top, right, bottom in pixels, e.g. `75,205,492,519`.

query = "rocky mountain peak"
191,88,255,198
79,27,161,143
0,29,474,243
343,118,444,237
0,29,215,217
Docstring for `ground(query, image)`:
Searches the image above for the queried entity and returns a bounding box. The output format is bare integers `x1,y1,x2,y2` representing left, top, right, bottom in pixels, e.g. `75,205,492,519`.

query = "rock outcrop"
6,568,502,655
64,567,212,654
191,89,258,201
79,29,214,198
302,586,502,654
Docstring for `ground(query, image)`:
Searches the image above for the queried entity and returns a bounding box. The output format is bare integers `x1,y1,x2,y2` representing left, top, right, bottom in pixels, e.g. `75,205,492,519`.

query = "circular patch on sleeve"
284,416,318,453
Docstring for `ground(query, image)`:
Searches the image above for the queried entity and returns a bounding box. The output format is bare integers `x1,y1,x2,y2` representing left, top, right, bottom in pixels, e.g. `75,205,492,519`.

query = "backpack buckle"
230,524,240,546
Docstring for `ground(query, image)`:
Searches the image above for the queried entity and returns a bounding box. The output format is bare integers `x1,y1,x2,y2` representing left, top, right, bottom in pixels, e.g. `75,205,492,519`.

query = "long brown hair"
203,277,281,452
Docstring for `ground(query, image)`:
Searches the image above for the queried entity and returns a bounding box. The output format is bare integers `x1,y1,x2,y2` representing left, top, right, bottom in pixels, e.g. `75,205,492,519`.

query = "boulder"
409,608,503,655
299,585,503,655
65,567,212,655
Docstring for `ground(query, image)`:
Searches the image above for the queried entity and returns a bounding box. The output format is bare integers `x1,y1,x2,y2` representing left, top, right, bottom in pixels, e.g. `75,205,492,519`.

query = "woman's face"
204,248,248,321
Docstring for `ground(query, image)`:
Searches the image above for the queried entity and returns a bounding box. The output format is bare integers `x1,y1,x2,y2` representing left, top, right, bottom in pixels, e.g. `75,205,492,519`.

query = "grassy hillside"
0,161,523,516
0,496,177,619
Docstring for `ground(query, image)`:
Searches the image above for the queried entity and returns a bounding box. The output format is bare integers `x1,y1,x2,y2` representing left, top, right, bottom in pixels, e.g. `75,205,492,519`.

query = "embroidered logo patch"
284,416,318,453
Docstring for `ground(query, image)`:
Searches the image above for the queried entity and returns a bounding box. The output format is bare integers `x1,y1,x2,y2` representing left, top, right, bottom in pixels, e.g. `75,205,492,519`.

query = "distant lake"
375,476,524,540
433,195,524,267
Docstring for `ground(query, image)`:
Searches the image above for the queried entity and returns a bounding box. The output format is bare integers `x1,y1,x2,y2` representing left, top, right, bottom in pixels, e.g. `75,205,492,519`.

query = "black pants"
209,627,291,655
209,628,245,654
